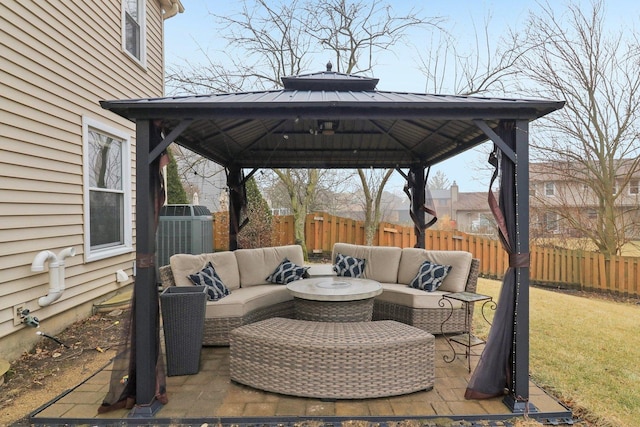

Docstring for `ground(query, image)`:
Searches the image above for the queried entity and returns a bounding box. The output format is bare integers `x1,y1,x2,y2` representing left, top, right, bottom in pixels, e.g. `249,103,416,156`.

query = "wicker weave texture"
230,318,435,399
294,297,374,322
160,286,206,376
203,301,295,346
159,265,295,346
160,257,479,344
373,258,480,334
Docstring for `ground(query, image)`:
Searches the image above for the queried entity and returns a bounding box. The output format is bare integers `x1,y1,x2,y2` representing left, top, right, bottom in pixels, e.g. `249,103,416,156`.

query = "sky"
163,0,638,194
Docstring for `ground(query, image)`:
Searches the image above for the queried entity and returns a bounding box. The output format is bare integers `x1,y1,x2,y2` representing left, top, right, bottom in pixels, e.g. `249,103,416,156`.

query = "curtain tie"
136,253,155,268
509,252,530,268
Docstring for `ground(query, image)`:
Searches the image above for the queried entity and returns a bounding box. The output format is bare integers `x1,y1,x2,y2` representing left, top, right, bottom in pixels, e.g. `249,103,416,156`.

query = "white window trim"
122,0,147,68
629,179,639,195
82,117,133,262
544,182,556,197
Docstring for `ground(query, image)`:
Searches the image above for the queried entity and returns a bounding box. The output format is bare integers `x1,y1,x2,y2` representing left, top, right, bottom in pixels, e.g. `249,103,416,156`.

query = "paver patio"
30,336,571,425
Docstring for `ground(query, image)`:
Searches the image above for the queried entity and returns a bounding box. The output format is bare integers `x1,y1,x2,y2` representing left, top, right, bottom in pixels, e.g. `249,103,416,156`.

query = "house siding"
529,163,640,239
0,0,165,359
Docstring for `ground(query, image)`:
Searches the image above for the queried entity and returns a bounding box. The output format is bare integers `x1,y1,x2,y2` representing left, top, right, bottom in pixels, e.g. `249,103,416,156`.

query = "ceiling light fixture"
318,120,339,135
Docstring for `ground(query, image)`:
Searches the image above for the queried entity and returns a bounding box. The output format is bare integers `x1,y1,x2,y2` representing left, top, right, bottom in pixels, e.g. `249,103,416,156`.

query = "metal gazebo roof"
101,68,563,170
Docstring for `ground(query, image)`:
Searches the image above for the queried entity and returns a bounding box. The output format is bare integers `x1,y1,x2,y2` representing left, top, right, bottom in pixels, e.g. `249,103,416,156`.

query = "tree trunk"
358,168,393,246
274,169,318,260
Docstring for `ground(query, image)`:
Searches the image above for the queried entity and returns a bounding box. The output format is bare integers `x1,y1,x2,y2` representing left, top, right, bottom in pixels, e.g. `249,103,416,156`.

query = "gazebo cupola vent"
281,62,379,91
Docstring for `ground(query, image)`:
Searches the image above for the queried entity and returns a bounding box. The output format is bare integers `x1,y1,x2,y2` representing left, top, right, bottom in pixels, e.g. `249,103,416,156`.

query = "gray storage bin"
160,286,206,376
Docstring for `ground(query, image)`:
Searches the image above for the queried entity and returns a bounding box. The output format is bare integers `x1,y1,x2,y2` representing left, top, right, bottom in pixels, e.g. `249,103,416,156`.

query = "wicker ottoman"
229,318,435,399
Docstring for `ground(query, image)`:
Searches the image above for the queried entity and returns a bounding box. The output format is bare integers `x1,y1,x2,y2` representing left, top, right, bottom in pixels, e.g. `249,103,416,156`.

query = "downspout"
31,247,76,307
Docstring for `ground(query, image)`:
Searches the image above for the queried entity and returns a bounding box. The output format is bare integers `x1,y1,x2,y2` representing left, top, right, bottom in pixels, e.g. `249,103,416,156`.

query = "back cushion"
398,249,472,293
170,251,241,289
235,245,304,287
332,243,402,283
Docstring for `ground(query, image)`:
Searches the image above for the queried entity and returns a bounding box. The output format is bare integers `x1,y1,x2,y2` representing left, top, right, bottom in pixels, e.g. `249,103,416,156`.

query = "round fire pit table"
286,277,382,322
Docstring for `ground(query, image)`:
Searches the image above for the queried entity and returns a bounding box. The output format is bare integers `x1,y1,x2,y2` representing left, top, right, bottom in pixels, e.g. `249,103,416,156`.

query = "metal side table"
440,291,495,372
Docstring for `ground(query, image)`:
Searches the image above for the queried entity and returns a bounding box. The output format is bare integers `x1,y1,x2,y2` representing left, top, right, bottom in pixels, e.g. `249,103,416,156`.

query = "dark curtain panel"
465,121,518,399
403,167,438,246
99,122,168,412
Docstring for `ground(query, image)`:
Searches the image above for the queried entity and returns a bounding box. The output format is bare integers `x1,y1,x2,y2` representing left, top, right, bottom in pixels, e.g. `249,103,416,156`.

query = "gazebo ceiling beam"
474,119,516,162
367,118,418,158
149,119,193,163
234,119,289,159
410,119,454,146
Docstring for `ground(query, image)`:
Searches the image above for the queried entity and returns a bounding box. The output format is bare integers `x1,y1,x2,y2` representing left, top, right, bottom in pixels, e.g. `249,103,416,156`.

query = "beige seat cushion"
204,285,292,318
377,283,463,309
235,245,305,287
170,251,241,289
398,249,472,293
332,243,402,284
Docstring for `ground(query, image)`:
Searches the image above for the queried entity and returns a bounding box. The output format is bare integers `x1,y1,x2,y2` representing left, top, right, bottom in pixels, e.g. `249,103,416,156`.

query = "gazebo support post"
130,119,162,416
227,166,243,251
409,165,426,249
503,119,533,413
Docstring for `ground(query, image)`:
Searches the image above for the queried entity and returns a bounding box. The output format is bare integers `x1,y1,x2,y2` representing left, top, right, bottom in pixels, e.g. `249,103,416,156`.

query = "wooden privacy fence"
212,212,639,297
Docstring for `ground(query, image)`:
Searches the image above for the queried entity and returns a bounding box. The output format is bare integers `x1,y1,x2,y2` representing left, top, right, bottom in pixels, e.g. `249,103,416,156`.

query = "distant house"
451,188,494,235
0,0,183,361
529,161,640,239
172,148,228,212
371,183,495,236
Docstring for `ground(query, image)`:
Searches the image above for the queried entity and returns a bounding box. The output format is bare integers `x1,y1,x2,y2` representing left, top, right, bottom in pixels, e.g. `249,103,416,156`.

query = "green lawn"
474,278,640,427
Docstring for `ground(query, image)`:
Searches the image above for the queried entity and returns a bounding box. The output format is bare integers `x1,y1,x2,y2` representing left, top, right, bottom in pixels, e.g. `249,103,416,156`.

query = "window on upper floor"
544,211,560,233
83,117,133,261
123,0,146,65
544,182,555,197
630,179,639,195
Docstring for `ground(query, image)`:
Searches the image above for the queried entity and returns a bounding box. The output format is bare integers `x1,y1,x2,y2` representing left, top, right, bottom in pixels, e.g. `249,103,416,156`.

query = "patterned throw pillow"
409,260,452,292
187,262,231,301
266,258,310,284
333,253,366,278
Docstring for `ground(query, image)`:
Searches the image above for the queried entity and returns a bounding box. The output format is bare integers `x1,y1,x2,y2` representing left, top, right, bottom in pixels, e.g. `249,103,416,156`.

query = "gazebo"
101,66,564,417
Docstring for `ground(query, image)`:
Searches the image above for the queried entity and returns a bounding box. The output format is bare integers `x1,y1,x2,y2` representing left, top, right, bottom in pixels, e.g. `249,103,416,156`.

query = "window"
83,117,132,261
544,182,555,197
630,179,639,195
123,0,145,64
544,212,560,233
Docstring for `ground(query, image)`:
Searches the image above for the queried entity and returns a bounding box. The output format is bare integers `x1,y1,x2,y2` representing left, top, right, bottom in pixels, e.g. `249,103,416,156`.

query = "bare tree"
428,170,451,190
306,0,436,74
166,0,313,94
518,0,640,257
355,168,394,245
419,12,527,96
416,13,528,199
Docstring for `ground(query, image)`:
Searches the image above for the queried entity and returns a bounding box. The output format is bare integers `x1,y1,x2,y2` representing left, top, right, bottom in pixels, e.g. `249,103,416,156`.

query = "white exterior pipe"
31,248,76,307
31,250,57,272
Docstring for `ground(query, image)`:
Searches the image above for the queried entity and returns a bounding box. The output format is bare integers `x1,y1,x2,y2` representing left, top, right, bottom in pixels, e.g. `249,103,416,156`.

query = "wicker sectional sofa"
159,243,479,345
159,245,303,345
332,243,480,334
